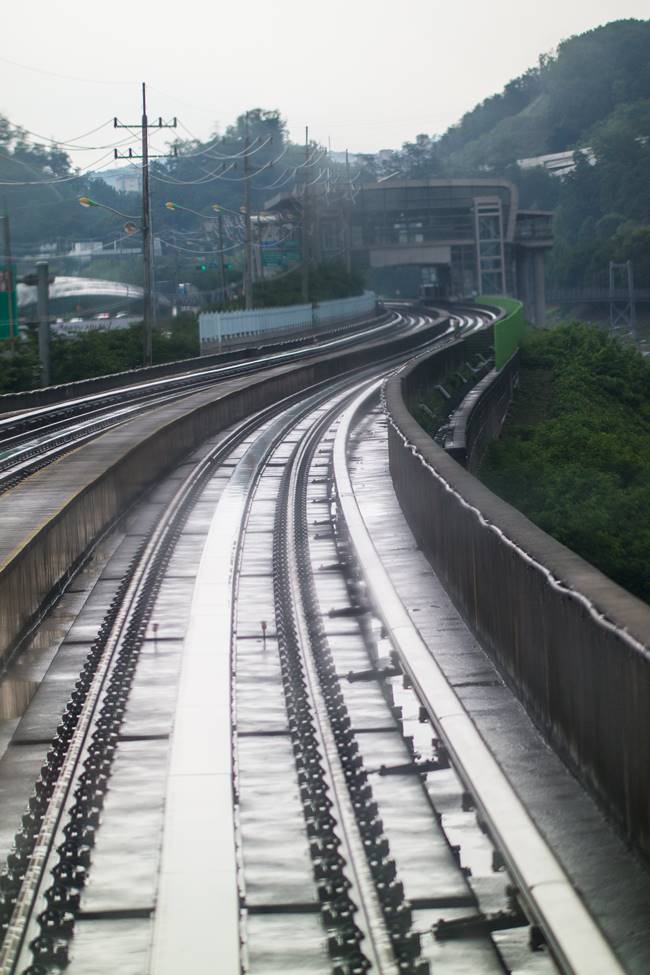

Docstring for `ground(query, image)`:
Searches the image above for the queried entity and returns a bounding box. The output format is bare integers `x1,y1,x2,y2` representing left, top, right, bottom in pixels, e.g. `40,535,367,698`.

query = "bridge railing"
548,287,650,303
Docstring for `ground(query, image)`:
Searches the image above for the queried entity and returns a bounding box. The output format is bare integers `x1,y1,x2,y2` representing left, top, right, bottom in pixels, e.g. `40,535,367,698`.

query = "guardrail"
199,291,377,345
444,351,519,471
477,295,524,369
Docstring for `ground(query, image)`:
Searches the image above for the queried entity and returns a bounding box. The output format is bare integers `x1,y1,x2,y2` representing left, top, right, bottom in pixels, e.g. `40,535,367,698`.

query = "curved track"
0,304,621,975
0,310,418,495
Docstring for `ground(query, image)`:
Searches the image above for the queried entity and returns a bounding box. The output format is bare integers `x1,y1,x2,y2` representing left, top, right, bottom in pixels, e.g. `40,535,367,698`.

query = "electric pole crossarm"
112,84,177,366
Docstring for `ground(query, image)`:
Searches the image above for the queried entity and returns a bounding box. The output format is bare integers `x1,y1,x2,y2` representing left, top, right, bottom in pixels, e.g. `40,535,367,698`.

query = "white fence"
199,291,377,346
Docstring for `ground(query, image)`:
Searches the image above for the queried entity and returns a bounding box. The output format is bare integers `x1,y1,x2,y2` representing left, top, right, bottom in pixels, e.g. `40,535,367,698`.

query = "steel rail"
0,311,404,435
1,384,357,975
0,311,409,492
0,308,490,973
281,383,399,973
332,380,626,975
0,304,462,496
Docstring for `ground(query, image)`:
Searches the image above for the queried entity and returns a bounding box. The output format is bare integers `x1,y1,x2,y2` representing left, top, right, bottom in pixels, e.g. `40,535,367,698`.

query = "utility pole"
301,126,310,304
243,114,254,310
114,83,177,366
2,204,15,342
140,82,154,365
217,209,227,306
344,149,352,275
36,261,51,387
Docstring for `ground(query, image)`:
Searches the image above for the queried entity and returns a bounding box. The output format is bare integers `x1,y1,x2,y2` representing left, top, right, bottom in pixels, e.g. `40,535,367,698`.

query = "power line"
0,149,121,185
0,53,136,86
6,120,115,149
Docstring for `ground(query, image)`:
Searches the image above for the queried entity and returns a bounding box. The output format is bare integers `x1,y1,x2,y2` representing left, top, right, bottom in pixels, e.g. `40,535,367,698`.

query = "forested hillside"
439,19,650,172
480,324,650,604
366,19,650,290
0,110,321,253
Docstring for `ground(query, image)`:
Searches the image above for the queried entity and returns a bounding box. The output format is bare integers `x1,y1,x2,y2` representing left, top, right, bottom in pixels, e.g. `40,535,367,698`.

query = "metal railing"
199,292,377,345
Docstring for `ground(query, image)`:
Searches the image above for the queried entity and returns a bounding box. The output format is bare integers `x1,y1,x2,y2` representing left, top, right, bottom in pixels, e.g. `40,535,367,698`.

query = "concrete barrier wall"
385,352,650,855
444,352,519,471
0,302,383,416
0,313,450,669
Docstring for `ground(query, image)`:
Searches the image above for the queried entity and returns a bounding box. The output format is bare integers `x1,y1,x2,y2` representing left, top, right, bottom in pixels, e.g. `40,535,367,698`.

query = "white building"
517,148,595,178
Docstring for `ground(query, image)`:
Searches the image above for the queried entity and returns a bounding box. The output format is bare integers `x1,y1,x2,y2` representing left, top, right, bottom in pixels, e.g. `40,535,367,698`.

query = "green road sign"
0,269,17,340
262,243,300,268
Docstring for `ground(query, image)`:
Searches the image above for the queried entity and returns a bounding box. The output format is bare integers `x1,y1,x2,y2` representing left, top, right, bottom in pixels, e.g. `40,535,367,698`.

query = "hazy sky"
2,0,648,171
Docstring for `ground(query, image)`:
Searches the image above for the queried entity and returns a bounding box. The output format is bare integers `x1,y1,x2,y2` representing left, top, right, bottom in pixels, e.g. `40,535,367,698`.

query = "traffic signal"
196,263,207,272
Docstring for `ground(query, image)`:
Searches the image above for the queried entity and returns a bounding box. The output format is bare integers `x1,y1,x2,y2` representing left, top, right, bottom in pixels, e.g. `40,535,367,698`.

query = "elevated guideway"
1,302,649,975
0,307,451,670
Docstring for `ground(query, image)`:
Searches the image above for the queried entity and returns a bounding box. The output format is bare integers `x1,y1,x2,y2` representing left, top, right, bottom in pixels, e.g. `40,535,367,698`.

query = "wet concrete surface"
350,403,650,975
0,437,226,968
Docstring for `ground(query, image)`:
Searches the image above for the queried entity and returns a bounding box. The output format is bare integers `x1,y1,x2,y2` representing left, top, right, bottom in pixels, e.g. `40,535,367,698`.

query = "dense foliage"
0,315,200,393
0,108,339,261
480,323,650,603
0,117,141,249
251,262,364,308
375,19,650,176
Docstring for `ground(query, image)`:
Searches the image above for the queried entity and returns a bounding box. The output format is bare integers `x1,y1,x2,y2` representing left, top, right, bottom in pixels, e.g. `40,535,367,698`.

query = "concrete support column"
533,249,546,326
516,251,533,322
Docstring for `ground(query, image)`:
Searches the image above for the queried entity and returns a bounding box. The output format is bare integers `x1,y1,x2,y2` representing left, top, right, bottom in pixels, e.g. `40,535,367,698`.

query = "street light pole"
218,209,227,304
243,114,254,310
36,261,51,386
2,204,15,342
344,149,352,275
114,84,177,366
301,125,310,303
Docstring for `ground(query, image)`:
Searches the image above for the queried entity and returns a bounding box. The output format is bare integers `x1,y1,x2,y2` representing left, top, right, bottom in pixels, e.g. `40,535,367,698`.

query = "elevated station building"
349,179,553,324
266,178,553,324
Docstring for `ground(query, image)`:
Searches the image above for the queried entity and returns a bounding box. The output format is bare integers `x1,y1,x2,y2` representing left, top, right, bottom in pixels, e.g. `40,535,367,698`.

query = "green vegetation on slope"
439,19,650,171
480,323,650,603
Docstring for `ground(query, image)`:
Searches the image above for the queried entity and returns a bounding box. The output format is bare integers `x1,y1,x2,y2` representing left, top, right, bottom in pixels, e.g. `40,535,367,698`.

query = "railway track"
0,309,413,495
0,303,623,974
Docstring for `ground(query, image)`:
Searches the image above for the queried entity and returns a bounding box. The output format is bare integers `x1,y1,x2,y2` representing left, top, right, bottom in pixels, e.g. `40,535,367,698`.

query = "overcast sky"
2,0,648,170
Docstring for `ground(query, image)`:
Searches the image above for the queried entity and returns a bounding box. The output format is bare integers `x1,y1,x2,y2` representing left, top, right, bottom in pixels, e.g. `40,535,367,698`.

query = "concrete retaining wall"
385,350,650,856
0,313,449,669
444,352,519,471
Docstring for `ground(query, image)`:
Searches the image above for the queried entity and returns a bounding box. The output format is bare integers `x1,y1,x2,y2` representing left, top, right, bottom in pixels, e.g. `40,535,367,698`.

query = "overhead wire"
6,120,116,150
0,53,136,86
0,149,122,185
251,167,296,191
149,161,236,187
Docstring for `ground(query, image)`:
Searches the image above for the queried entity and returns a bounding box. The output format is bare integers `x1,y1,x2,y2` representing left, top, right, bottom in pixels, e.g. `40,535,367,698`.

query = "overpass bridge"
0,305,647,975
